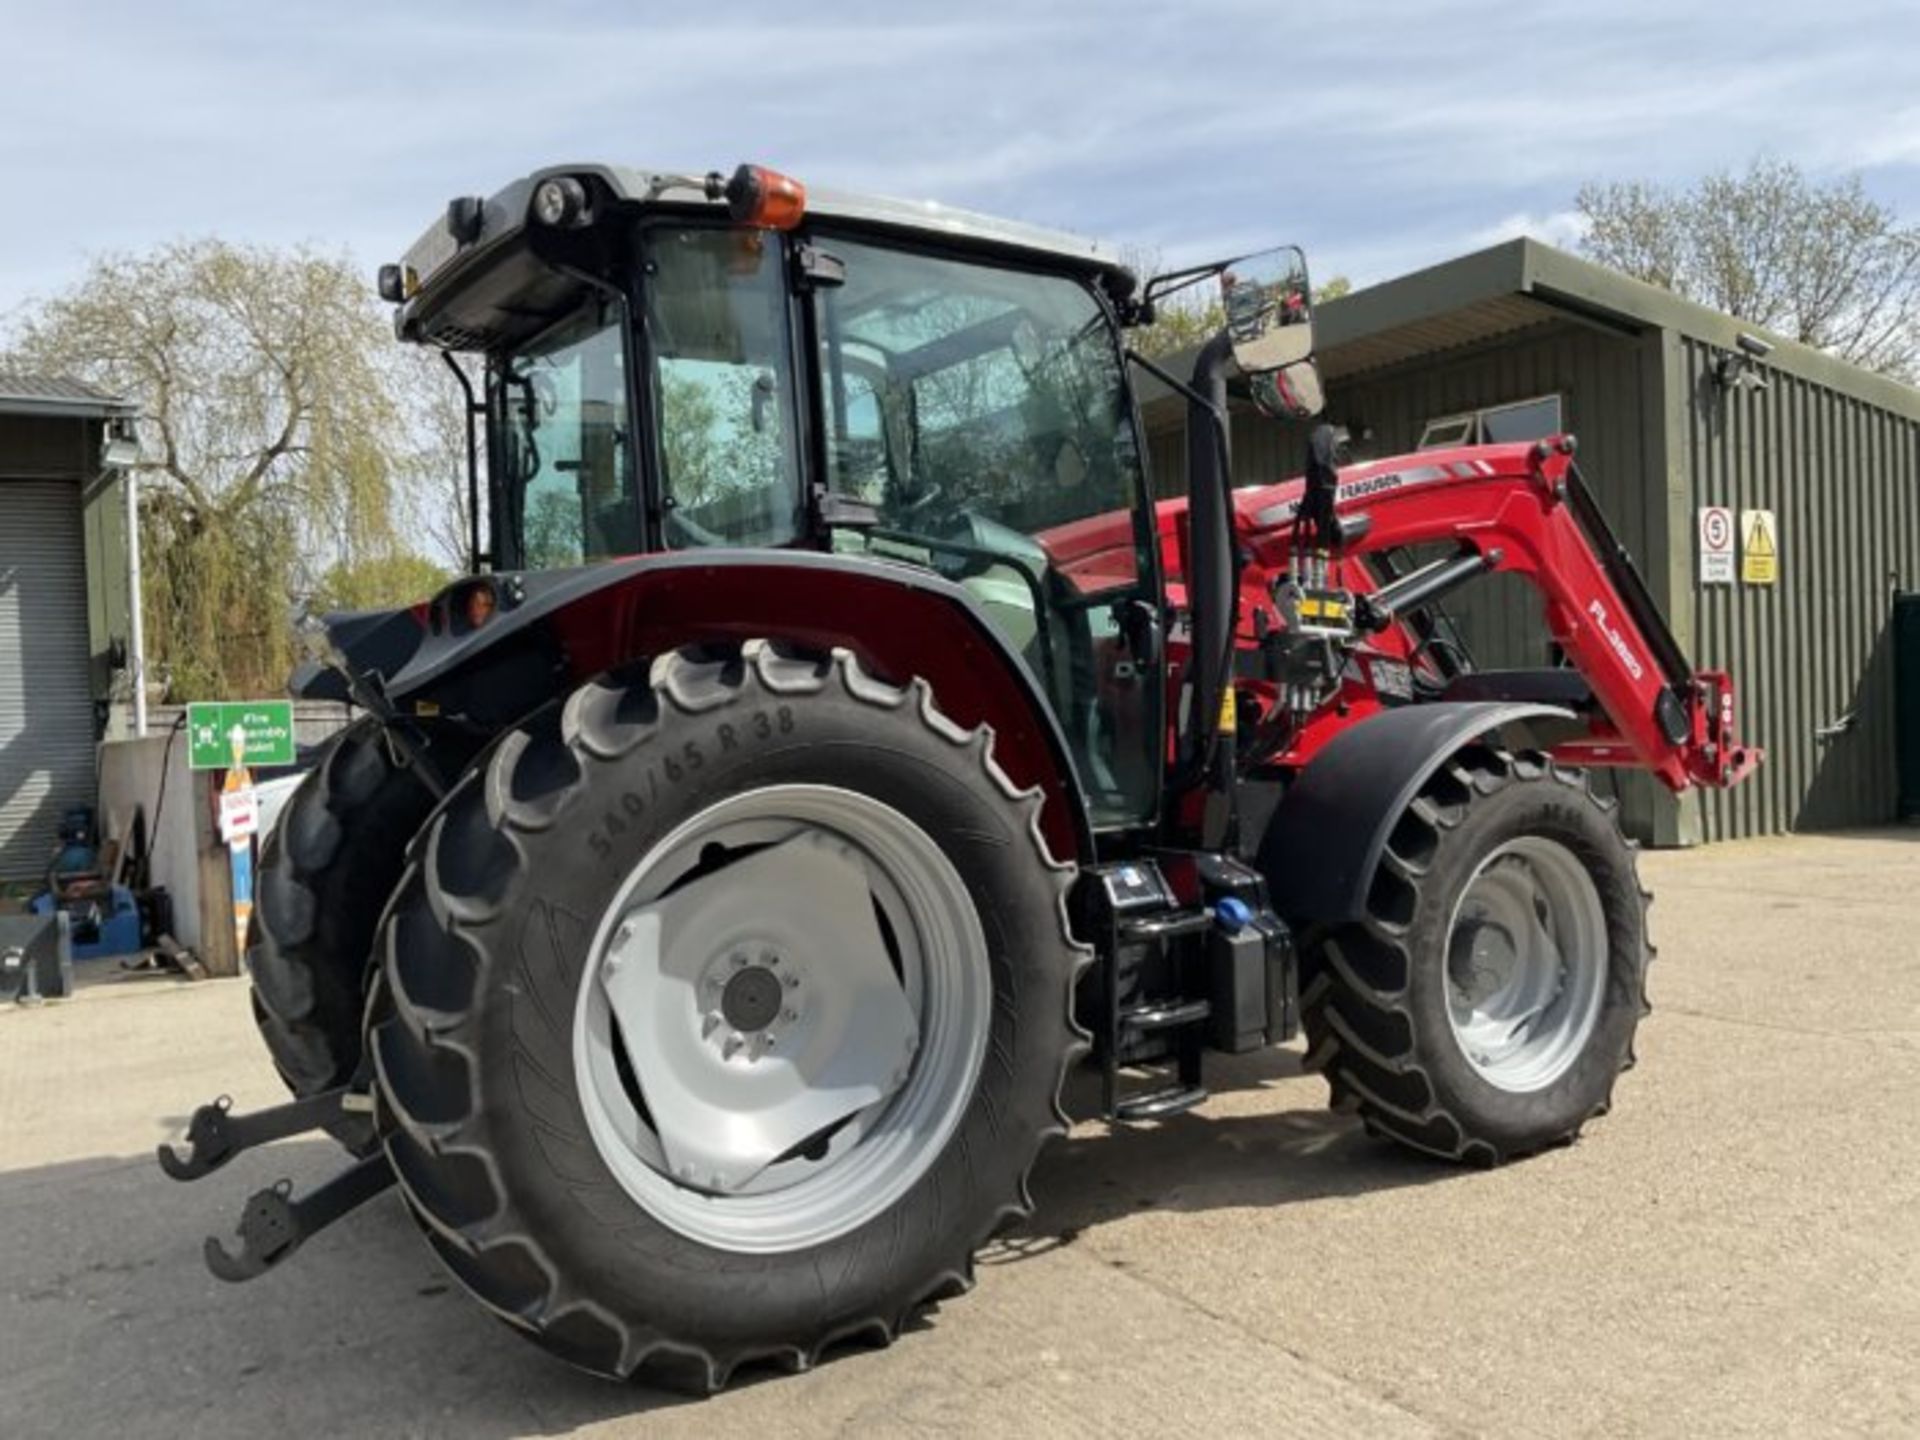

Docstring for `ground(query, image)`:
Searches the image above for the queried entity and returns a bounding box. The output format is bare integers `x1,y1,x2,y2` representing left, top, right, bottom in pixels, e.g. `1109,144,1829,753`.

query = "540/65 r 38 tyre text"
369,641,1086,1388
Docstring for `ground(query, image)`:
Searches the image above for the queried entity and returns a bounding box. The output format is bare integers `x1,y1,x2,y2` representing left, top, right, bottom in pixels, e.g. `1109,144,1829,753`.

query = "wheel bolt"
784,974,800,990
783,1009,799,1023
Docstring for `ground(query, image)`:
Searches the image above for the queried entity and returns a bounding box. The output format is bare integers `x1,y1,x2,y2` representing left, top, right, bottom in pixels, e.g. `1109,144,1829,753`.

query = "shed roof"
1142,238,1920,424
0,374,134,419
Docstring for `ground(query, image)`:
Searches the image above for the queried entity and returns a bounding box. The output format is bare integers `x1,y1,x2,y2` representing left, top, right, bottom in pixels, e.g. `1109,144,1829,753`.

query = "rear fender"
312,551,1095,863
1256,701,1572,926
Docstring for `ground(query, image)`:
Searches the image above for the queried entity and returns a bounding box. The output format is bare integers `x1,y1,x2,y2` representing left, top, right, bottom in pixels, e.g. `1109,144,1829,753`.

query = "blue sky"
3,0,1918,317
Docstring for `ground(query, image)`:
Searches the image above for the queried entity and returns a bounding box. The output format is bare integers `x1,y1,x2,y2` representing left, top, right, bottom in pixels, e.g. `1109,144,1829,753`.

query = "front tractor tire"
369,642,1085,1388
1301,746,1650,1165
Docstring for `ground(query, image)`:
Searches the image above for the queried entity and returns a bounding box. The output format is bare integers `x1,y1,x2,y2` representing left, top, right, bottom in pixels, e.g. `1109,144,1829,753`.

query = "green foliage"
308,552,450,615
1133,294,1226,360
523,490,586,571
1577,158,1920,378
3,238,456,699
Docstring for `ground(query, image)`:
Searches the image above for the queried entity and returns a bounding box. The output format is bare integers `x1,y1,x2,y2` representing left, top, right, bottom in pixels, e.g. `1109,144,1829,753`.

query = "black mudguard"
1256,701,1572,926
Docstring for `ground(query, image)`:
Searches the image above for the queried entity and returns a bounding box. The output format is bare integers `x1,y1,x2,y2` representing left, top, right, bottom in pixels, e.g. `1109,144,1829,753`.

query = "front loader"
160,161,1756,1389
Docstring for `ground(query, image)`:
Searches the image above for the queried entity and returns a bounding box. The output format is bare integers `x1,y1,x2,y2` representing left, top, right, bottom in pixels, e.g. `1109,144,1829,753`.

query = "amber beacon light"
716,163,807,230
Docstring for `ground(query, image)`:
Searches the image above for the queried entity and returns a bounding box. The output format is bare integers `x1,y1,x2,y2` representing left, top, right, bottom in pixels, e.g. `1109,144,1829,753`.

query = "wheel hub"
719,962,785,1034
572,785,991,1254
1443,837,1607,1093
1450,919,1520,1005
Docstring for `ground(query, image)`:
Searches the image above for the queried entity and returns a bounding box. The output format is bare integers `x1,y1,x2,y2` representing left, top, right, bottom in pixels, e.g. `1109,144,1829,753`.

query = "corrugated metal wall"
1683,340,1920,839
1145,321,1677,842
0,480,98,879
0,414,126,703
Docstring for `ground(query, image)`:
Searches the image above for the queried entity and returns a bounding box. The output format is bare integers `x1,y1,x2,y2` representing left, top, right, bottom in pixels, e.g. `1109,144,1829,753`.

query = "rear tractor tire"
248,717,442,1153
369,642,1087,1388
1301,746,1650,1165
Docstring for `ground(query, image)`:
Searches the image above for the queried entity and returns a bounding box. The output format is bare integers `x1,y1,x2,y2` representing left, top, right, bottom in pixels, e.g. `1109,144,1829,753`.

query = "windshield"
817,242,1144,566
491,297,639,569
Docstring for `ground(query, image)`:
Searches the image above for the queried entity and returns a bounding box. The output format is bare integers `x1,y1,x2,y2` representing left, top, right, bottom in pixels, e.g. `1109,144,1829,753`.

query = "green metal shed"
1141,239,1920,845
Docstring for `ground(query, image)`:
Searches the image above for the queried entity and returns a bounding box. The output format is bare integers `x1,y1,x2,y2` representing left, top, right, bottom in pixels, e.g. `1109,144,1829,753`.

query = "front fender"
1256,701,1572,925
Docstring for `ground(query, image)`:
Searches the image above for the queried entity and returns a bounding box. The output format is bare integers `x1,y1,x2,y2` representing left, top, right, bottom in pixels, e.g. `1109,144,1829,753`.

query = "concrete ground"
1,830,1915,1438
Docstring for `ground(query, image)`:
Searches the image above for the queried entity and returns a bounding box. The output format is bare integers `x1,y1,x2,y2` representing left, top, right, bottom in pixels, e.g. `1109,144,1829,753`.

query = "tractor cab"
381,163,1318,833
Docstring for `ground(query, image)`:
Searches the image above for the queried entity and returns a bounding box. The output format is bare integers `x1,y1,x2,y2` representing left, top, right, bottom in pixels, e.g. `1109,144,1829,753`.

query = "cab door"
805,235,1164,829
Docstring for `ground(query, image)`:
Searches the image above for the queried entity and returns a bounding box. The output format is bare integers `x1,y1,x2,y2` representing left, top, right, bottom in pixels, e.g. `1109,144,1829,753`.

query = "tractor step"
203,1153,395,1283
1117,912,1213,943
158,1086,366,1182
1113,1083,1209,1122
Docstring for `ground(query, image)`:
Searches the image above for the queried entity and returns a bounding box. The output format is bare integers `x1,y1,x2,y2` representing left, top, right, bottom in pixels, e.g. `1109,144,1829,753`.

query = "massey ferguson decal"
1251,461,1472,528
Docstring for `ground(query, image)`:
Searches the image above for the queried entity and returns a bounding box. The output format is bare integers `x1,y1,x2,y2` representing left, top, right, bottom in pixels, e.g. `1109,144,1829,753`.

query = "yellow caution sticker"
1740,509,1777,585
1218,685,1237,732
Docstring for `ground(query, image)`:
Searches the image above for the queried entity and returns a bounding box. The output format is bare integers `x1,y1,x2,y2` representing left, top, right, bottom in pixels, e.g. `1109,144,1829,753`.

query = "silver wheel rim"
572,784,991,1254
1443,836,1607,1093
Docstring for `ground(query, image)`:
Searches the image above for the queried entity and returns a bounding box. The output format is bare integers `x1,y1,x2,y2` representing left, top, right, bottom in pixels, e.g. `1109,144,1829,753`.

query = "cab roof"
394,162,1133,350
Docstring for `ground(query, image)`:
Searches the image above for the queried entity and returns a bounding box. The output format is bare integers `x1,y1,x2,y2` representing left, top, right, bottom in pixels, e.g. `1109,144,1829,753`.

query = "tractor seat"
1441,668,1596,710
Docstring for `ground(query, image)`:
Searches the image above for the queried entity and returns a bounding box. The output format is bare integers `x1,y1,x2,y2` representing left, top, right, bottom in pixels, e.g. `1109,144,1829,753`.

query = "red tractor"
161,162,1756,1389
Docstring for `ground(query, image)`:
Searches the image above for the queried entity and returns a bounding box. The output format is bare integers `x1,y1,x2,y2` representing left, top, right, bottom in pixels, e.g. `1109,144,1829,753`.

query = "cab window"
492,298,639,569
644,227,803,548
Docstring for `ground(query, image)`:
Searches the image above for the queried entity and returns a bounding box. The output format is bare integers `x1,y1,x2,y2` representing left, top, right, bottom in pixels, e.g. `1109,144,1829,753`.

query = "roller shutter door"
0,481,96,880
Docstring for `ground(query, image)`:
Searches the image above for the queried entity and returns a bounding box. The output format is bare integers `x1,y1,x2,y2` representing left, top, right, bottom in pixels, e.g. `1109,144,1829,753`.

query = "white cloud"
1466,210,1592,253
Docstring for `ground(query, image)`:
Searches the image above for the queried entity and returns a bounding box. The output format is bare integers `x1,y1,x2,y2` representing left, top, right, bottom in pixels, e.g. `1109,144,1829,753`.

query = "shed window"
1418,394,1563,449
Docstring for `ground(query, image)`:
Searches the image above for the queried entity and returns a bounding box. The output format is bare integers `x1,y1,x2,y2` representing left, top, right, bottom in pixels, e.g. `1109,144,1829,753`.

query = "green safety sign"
187,700,297,771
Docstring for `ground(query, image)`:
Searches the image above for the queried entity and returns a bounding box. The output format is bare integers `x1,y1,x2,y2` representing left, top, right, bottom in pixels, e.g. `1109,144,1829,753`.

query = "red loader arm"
1182,437,1759,792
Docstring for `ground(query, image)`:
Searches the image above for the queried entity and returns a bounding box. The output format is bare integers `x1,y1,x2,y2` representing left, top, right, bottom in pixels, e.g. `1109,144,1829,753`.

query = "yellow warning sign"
1741,509,1777,586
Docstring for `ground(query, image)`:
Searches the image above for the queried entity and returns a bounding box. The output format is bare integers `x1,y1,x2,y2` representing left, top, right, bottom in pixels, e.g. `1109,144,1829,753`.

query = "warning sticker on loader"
1741,509,1778,586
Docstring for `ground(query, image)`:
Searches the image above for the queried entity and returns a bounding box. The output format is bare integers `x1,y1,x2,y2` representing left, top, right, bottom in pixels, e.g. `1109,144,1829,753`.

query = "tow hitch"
158,1088,395,1281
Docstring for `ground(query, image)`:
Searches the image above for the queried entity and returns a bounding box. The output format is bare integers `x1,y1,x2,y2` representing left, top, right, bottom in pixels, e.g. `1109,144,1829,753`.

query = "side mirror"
1220,246,1324,418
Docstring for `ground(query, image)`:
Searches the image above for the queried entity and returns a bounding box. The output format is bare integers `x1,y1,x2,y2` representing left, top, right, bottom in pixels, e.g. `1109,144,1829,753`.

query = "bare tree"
1578,158,1920,378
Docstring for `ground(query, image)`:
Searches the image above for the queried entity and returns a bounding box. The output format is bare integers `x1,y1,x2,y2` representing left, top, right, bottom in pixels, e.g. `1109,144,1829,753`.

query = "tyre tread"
1300,748,1648,1165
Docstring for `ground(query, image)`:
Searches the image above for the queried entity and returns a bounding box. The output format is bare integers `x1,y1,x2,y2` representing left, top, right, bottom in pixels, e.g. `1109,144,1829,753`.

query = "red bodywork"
1046,437,1758,795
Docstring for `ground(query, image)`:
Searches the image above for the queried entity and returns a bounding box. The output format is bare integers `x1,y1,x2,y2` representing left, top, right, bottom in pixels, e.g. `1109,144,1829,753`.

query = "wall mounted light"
1714,332,1774,390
